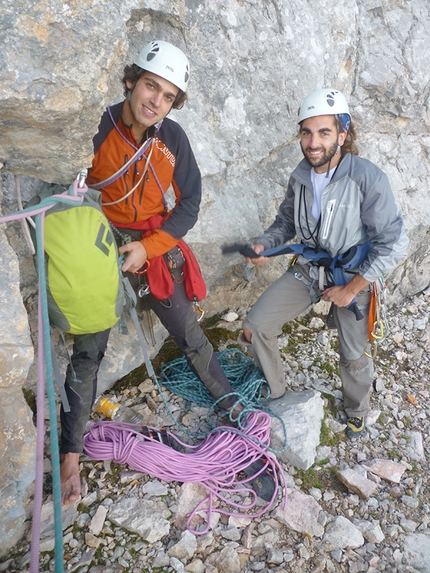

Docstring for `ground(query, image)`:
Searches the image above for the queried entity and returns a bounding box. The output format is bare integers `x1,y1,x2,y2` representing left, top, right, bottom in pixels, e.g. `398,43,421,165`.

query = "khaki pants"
243,264,374,417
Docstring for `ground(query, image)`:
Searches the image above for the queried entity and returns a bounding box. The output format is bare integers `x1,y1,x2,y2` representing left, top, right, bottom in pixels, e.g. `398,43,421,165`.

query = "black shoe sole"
345,427,367,439
242,458,276,501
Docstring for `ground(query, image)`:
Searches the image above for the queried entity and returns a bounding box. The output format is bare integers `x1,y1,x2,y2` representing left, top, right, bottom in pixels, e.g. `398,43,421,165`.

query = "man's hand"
245,244,268,265
119,241,148,273
322,274,370,308
322,285,356,308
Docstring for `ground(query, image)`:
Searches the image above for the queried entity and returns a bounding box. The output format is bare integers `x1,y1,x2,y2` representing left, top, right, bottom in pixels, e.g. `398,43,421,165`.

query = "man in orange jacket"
60,40,240,504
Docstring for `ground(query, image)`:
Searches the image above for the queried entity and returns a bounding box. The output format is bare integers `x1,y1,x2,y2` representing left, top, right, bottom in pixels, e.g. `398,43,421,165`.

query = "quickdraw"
365,277,388,358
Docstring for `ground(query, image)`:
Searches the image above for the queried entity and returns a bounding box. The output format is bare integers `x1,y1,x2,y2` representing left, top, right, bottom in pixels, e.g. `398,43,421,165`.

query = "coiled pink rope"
84,411,288,534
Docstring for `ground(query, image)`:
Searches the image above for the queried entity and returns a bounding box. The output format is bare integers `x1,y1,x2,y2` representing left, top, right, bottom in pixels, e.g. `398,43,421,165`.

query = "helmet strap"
326,144,342,178
126,79,138,102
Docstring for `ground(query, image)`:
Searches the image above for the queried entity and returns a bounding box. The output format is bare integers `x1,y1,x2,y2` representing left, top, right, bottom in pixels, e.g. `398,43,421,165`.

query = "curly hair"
334,115,359,156
121,64,188,110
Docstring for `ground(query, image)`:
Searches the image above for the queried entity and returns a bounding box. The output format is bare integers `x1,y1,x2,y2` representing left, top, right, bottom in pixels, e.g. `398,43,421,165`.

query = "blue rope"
159,348,288,453
161,348,268,406
35,214,64,572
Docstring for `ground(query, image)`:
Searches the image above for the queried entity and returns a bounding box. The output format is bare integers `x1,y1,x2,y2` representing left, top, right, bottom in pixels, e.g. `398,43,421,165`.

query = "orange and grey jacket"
87,101,201,259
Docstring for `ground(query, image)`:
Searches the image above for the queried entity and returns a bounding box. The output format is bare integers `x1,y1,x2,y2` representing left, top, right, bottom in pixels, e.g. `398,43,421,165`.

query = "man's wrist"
347,274,370,297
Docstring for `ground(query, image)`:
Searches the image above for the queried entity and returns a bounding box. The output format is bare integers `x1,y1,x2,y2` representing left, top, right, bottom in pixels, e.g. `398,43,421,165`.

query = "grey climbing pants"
243,263,374,417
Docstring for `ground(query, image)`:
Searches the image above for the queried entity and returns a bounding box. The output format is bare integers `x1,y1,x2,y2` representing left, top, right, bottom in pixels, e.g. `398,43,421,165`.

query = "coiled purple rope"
84,411,287,534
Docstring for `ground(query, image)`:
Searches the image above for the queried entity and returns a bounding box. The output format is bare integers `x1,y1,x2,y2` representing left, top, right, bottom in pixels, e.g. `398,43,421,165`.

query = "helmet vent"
147,43,160,62
326,90,341,107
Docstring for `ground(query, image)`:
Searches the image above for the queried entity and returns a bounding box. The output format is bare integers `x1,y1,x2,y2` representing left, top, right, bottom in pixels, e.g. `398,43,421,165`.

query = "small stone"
85,532,101,549
336,468,378,500
138,378,154,393
401,495,420,509
220,527,241,541
267,547,284,564
89,505,108,536
400,518,418,533
324,516,364,550
185,559,205,573
146,396,158,411
363,459,407,483
221,311,239,322
309,487,322,501
170,556,185,573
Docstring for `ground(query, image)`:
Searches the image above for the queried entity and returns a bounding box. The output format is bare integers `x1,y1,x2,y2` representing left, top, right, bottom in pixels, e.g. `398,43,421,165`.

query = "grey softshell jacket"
255,153,409,283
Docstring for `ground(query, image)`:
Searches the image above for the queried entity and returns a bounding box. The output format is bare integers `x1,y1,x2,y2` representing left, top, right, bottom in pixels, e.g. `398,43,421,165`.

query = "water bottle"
96,396,183,451
96,397,147,424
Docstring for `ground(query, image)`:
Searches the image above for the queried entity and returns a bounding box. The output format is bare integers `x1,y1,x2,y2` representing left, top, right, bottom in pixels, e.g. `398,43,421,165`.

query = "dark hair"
334,115,359,156
121,64,188,110
298,115,359,156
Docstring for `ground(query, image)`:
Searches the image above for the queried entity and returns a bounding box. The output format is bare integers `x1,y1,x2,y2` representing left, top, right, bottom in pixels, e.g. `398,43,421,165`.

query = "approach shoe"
242,458,276,502
345,416,367,439
137,426,184,452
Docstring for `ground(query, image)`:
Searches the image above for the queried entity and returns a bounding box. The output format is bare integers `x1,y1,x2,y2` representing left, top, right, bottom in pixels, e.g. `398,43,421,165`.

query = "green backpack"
28,183,123,335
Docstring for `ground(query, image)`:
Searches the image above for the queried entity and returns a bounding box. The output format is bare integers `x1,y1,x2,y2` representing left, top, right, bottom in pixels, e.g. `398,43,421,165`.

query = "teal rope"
159,348,288,453
161,348,268,406
35,214,64,572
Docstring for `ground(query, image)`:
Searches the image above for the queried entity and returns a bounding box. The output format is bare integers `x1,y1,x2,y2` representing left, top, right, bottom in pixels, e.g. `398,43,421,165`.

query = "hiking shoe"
137,426,184,451
345,416,366,439
242,458,276,502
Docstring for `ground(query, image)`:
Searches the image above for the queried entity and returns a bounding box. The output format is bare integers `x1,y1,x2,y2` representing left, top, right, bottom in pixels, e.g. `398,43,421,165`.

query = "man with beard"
240,88,408,439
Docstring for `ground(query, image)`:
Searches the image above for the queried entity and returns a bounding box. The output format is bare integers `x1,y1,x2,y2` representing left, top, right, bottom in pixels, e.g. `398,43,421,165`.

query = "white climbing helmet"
298,88,350,123
134,40,190,92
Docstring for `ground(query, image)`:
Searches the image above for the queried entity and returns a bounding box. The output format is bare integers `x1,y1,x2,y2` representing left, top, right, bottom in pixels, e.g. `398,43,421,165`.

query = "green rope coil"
160,348,268,407
159,348,287,453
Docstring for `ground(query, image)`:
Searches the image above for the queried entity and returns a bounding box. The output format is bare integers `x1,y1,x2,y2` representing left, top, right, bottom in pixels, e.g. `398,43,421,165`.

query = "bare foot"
60,453,81,505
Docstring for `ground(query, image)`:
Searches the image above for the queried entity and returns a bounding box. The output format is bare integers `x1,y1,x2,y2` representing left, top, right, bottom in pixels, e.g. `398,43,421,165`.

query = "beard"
301,141,339,169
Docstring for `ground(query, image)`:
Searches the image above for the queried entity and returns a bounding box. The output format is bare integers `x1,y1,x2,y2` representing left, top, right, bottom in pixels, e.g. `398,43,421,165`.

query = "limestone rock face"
0,0,429,555
0,230,35,557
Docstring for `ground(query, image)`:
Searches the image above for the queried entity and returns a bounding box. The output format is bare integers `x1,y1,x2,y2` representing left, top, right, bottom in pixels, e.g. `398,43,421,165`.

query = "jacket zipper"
321,199,336,240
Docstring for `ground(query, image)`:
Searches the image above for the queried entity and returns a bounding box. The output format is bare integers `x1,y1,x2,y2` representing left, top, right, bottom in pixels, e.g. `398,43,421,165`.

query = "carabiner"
371,320,385,340
364,340,378,359
134,260,151,275
194,301,205,322
77,168,88,189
